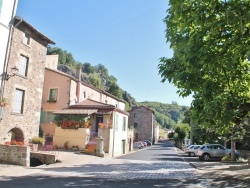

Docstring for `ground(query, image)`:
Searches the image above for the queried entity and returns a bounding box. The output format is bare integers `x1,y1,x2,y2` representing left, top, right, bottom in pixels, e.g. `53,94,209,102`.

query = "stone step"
83,143,96,155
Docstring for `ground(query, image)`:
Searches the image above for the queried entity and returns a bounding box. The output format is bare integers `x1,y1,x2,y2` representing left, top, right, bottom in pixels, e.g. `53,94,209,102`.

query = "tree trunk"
224,139,227,147
231,136,236,161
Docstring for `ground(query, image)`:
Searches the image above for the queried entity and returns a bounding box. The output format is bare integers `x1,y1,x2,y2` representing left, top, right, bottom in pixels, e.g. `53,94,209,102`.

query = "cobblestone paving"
30,158,200,180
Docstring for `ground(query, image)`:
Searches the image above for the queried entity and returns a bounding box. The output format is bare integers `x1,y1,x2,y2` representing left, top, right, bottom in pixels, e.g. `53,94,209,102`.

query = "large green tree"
158,0,250,160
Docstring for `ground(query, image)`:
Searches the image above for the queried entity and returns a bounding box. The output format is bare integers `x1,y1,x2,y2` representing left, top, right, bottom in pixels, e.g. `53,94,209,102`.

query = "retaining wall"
0,144,30,167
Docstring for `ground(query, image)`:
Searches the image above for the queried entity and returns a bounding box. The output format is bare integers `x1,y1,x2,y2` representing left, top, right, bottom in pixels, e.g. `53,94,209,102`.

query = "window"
115,114,119,131
48,88,58,102
134,122,138,129
134,113,137,118
23,33,30,45
122,116,126,131
19,55,28,76
13,89,25,113
83,91,86,98
0,0,3,17
40,111,55,123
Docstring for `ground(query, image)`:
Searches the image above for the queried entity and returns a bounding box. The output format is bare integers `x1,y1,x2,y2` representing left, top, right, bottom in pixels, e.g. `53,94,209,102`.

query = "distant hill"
47,46,189,129
137,101,189,129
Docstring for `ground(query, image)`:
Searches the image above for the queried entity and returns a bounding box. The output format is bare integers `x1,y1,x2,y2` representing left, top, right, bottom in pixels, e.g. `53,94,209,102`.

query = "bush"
31,137,44,144
221,155,231,162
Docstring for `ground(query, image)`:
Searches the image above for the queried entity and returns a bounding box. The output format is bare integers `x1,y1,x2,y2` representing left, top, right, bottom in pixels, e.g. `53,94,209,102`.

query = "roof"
53,99,129,116
128,106,155,114
14,16,55,45
69,99,115,109
53,109,97,115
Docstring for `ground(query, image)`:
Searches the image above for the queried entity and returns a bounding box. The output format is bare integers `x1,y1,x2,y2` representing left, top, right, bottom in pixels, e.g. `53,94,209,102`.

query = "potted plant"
98,123,105,128
72,145,79,151
64,141,69,149
31,136,44,151
0,98,7,107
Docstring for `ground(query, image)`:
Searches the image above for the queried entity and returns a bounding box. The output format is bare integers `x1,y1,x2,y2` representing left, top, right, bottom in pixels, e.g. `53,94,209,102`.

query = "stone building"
0,16,55,144
128,106,159,143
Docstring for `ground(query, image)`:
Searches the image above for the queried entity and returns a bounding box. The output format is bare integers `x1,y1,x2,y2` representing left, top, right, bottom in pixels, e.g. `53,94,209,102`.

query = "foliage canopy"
159,0,250,137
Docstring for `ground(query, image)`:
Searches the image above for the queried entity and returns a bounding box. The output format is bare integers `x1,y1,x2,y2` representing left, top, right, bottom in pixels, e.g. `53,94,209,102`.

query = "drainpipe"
0,0,18,119
112,111,115,157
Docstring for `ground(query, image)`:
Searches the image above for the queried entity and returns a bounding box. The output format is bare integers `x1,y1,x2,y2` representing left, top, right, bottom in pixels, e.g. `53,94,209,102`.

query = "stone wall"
0,22,48,144
0,144,30,167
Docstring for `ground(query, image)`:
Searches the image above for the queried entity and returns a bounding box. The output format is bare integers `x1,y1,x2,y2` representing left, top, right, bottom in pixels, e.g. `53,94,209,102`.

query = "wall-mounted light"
4,66,19,81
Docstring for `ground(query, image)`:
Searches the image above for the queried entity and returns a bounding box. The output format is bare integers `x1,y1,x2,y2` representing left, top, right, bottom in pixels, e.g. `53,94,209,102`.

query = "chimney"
76,64,82,103
76,64,82,81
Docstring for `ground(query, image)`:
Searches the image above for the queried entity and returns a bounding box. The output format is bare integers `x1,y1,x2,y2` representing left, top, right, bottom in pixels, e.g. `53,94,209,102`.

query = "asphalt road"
116,140,182,162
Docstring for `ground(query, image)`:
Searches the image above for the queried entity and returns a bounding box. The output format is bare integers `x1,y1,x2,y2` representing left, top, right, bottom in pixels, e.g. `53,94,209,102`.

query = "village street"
0,141,250,187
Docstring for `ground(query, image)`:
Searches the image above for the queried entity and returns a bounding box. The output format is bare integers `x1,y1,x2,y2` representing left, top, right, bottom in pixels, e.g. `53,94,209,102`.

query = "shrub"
31,137,44,144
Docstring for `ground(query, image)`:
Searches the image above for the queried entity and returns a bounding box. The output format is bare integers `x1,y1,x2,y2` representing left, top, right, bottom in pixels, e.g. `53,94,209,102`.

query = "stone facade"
128,106,156,143
0,17,55,145
0,144,30,167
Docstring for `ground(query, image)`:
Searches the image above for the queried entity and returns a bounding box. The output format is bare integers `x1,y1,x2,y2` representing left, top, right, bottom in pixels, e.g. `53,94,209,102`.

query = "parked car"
184,145,195,153
140,141,148,147
133,142,144,149
197,144,239,161
185,145,201,157
143,140,152,146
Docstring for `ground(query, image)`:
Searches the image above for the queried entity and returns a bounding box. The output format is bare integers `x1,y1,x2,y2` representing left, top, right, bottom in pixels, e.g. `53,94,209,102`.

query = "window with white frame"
48,88,58,102
19,55,28,76
115,114,119,131
23,33,30,45
122,116,126,131
13,89,25,113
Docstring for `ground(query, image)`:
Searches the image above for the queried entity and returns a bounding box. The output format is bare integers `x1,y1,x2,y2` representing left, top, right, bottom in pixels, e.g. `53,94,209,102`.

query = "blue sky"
16,0,193,106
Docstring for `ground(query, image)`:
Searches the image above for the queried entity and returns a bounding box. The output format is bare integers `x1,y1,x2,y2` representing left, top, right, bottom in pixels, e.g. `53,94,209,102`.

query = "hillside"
47,46,189,129
138,101,189,129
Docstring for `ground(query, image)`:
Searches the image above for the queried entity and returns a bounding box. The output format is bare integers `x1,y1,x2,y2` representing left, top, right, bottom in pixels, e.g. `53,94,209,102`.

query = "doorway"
95,115,103,133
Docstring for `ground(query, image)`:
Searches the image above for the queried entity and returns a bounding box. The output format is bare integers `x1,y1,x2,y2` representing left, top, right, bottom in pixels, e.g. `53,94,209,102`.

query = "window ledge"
22,42,31,48
11,112,24,116
47,100,57,103
16,74,27,79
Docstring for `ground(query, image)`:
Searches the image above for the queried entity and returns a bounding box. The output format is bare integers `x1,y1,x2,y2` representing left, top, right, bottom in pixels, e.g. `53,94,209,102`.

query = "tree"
89,73,104,89
95,64,108,76
173,123,189,147
158,1,250,160
82,63,95,74
107,82,123,99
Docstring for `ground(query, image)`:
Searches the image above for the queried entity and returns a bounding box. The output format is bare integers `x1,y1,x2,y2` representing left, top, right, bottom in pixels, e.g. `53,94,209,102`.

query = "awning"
53,109,98,115
96,109,112,115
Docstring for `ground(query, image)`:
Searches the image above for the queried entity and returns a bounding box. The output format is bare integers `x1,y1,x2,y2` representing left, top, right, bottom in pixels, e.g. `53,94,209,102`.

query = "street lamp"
3,66,19,81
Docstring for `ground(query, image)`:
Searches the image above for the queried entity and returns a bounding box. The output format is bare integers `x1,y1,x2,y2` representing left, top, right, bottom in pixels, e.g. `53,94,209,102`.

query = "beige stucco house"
0,16,55,144
41,55,133,157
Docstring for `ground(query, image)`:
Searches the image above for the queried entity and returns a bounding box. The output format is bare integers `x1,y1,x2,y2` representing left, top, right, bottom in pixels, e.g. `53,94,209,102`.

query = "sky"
16,0,193,106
